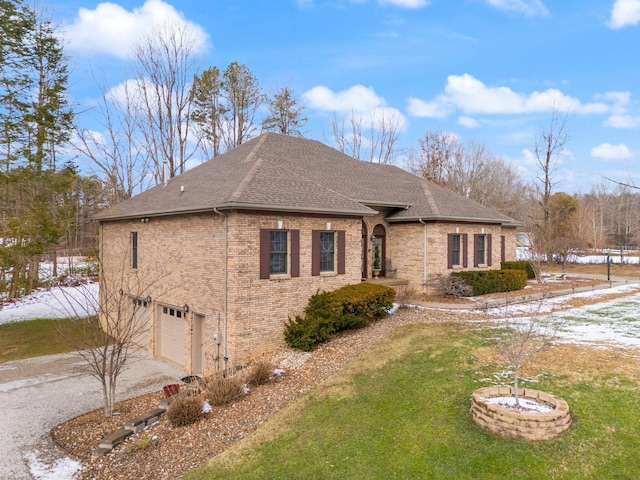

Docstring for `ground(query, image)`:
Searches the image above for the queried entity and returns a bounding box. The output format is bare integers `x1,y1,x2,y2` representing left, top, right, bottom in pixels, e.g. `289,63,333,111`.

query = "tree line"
1,2,637,301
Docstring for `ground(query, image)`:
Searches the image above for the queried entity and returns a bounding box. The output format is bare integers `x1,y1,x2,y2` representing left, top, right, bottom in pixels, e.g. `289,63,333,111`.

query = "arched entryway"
372,224,386,277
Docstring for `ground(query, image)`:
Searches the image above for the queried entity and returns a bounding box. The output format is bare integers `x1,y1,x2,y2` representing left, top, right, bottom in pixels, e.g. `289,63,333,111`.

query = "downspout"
214,208,228,371
419,218,427,294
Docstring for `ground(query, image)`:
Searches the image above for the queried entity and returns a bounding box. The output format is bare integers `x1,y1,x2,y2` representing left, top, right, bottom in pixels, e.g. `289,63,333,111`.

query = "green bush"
284,283,395,351
284,314,335,351
501,261,535,279
452,269,528,296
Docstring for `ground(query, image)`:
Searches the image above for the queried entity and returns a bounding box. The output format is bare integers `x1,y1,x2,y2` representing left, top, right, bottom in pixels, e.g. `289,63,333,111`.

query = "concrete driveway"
0,352,185,479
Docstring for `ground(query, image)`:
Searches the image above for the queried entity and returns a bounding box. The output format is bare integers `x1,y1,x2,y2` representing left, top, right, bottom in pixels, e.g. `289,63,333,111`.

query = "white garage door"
158,306,186,366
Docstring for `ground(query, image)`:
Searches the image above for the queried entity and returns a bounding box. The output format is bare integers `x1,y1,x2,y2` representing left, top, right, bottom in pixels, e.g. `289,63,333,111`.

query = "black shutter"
473,234,479,267
311,230,320,276
501,235,506,263
259,229,270,279
291,230,300,277
447,234,453,269
337,230,346,275
463,234,468,268
487,234,493,266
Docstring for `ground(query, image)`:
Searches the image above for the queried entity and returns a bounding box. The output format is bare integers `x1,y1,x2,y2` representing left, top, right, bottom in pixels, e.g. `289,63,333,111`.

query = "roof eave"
94,202,377,222
386,214,519,226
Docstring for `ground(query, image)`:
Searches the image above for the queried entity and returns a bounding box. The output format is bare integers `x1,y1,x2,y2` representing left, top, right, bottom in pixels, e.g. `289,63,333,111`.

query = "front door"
372,224,386,277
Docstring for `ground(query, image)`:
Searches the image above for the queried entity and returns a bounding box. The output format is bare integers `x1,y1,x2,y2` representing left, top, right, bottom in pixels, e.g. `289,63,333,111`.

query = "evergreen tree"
262,86,307,136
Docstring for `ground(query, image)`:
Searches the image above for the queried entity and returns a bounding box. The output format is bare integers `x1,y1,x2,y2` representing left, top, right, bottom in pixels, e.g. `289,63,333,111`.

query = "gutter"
93,203,377,222
213,207,228,371
419,218,427,294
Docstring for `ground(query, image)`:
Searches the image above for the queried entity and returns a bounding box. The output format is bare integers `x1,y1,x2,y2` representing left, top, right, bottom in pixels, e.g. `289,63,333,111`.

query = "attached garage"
158,306,186,367
130,297,151,350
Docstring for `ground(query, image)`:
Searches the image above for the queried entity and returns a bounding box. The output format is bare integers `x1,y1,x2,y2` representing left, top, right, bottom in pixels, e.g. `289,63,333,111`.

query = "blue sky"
54,0,640,193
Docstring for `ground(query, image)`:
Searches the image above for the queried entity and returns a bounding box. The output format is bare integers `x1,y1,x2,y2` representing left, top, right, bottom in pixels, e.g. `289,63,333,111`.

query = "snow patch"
24,451,82,480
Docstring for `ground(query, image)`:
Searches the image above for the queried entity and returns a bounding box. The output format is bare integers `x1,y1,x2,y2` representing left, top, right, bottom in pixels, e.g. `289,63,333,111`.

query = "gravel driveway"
0,352,185,479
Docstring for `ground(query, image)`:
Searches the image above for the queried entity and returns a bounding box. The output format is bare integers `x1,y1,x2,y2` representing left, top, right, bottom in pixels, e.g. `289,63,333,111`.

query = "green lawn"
185,322,640,480
0,317,94,363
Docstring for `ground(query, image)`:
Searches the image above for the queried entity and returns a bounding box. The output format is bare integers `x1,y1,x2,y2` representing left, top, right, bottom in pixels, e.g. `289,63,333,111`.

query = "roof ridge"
261,156,376,214
229,135,269,202
420,179,440,216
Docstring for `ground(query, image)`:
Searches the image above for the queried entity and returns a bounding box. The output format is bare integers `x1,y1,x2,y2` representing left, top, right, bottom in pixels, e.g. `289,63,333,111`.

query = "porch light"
370,235,376,242
183,304,189,313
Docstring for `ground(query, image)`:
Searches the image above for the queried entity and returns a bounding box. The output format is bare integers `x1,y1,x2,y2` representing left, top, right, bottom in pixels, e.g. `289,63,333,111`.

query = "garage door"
158,306,186,366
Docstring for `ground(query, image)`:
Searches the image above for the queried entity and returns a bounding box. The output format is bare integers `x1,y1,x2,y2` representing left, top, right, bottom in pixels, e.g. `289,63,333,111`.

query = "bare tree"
410,128,461,185
58,259,167,417
330,109,403,163
132,23,200,182
533,111,570,250
494,297,558,407
73,75,152,203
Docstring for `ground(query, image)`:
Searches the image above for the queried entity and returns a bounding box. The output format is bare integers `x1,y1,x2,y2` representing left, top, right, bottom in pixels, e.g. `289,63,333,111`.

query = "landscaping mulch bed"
52,278,637,480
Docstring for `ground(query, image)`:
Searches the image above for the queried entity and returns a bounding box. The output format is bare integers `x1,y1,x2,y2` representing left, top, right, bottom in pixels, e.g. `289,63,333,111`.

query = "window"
270,230,288,275
319,232,335,272
477,234,486,265
260,229,300,279
447,233,467,269
474,233,492,267
131,232,138,269
451,234,461,266
312,230,345,276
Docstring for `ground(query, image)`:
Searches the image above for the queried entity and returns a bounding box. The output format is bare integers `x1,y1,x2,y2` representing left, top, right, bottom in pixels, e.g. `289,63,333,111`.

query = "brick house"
94,133,518,374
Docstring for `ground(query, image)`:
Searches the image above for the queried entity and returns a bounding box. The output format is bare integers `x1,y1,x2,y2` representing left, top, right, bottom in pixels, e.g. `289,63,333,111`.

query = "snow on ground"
474,284,640,350
0,282,99,324
24,452,83,480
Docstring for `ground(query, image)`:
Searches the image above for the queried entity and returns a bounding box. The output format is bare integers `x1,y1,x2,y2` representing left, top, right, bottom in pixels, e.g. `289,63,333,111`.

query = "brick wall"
100,211,361,374
100,211,517,374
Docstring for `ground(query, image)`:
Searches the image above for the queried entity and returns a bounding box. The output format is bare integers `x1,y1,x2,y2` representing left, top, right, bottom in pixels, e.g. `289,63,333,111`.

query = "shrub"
284,283,395,351
166,392,203,427
501,261,536,279
284,314,334,351
452,269,528,296
394,284,417,308
245,359,274,386
426,274,473,297
200,371,245,406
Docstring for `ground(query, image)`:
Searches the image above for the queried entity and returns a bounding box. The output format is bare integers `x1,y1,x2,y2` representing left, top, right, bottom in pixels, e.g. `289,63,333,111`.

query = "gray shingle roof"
94,133,517,226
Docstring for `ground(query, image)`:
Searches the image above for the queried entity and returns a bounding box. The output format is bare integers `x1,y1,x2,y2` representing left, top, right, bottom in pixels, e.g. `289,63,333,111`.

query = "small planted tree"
58,257,167,417
373,244,381,274
494,296,559,407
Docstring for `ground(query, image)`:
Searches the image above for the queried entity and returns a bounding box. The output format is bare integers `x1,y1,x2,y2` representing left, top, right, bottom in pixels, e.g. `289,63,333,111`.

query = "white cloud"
408,74,610,118
484,0,549,16
604,114,640,128
590,143,634,160
407,97,450,118
303,85,386,112
608,0,640,29
64,0,209,59
457,116,481,128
